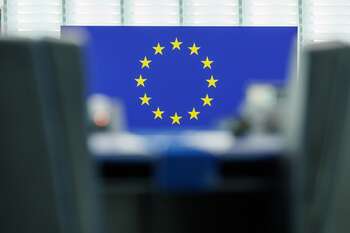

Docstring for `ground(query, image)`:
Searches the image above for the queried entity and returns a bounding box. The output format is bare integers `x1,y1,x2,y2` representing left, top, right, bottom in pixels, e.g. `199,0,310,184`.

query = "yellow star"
139,56,152,69
170,112,182,125
170,38,183,50
188,108,200,120
188,43,200,55
139,93,151,106
135,75,147,87
152,107,164,119
206,75,218,88
153,42,165,55
201,94,213,106
201,57,213,69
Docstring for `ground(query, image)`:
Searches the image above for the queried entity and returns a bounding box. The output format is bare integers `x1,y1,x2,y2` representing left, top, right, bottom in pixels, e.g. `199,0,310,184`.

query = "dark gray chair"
0,38,102,233
286,42,350,233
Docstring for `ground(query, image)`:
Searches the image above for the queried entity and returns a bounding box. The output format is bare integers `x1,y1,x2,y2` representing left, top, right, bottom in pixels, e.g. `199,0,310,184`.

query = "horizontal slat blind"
303,0,350,43
182,0,239,26
123,0,180,25
65,0,122,25
5,1,350,44
243,0,299,26
5,0,62,37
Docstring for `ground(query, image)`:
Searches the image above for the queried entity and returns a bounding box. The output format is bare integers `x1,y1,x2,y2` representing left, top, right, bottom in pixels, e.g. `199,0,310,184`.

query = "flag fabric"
62,26,297,131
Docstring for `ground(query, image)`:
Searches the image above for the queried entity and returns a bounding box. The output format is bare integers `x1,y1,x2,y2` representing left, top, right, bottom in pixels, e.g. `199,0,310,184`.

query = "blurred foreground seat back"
0,39,102,233
0,39,62,233
42,39,103,233
318,45,350,233
287,42,350,233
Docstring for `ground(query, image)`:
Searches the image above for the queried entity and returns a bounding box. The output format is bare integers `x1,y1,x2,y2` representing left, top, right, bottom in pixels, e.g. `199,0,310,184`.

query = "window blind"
5,0,350,44
243,0,299,26
302,0,350,43
65,0,122,25
123,0,180,25
5,0,62,37
182,0,239,26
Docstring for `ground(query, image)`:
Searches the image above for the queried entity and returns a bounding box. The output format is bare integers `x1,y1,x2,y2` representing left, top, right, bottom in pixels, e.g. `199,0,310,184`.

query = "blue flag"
62,26,297,131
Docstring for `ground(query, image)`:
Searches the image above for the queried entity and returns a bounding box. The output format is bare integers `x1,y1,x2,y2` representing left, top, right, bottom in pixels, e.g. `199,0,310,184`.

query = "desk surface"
93,131,290,233
91,131,287,187
90,130,285,162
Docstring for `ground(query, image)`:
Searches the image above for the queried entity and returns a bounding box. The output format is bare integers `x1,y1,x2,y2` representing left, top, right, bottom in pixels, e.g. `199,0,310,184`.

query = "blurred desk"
90,131,284,161
91,131,286,188
90,131,291,233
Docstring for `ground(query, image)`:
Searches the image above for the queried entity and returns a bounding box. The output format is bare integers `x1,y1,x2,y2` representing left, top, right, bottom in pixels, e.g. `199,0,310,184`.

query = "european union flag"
62,26,297,131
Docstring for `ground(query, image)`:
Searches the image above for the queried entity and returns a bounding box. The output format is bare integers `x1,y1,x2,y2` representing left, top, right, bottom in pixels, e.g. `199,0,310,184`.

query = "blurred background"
1,0,350,43
1,1,350,233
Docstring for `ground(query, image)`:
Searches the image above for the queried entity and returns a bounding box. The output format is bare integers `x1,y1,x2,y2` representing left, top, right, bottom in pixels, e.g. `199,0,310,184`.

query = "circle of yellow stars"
135,37,219,125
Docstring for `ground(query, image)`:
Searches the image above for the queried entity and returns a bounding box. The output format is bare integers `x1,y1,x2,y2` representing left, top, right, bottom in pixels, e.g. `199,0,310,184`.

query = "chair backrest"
42,39,103,233
286,42,350,233
319,46,350,233
0,38,102,233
